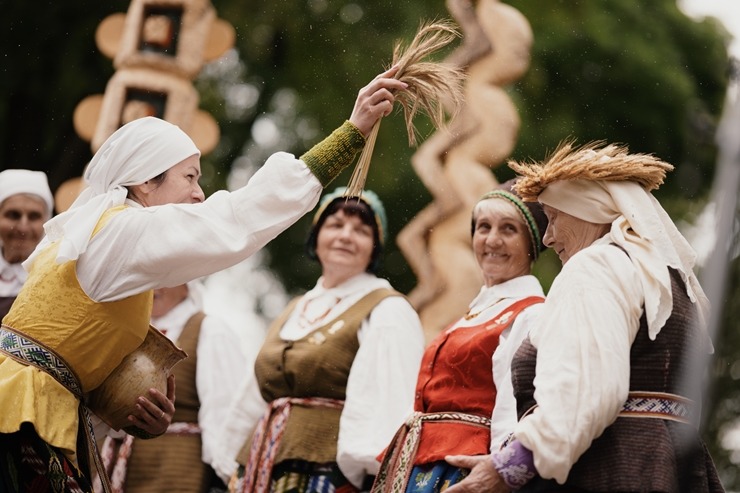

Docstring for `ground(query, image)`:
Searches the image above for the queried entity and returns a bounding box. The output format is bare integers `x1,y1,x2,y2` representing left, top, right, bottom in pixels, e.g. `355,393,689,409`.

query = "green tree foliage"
505,0,729,203
1,0,131,188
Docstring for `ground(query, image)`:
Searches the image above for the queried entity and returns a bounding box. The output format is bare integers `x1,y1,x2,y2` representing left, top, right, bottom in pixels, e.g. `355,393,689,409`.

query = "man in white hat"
0,169,54,319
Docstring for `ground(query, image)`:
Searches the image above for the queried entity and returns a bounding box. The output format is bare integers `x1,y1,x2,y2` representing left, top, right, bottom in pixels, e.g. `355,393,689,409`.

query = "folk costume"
225,274,425,493
0,169,54,319
0,116,369,493
376,279,544,493
97,281,247,492
372,183,547,493
221,191,425,493
490,142,724,492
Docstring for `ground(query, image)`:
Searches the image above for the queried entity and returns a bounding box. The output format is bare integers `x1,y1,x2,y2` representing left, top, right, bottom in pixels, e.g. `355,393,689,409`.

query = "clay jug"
87,325,187,434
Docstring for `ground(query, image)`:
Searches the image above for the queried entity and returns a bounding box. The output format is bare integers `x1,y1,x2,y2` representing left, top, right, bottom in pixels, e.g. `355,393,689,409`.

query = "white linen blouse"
0,255,26,297
149,284,249,472
74,152,323,302
467,275,546,450
514,236,644,484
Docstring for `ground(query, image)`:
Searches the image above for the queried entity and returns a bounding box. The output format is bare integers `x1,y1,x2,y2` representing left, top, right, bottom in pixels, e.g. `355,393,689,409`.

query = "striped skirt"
0,423,93,493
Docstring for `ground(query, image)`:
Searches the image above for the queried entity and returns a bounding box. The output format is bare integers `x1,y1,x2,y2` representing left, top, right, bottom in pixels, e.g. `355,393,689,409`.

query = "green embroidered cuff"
300,120,366,187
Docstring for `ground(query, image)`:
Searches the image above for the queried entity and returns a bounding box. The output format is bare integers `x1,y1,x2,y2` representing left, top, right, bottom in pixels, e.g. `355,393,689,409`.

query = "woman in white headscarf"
0,169,54,319
444,141,724,493
0,66,407,493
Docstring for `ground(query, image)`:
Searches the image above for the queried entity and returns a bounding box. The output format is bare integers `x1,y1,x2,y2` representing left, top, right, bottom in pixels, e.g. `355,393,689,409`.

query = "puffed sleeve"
78,153,323,302
79,120,366,303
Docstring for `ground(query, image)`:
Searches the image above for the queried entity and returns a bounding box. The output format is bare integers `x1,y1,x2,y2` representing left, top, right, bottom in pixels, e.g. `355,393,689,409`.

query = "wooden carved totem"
397,0,533,340
57,0,234,212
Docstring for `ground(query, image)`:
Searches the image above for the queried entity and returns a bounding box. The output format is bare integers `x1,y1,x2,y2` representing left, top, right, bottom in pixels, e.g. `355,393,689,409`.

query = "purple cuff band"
491,439,537,489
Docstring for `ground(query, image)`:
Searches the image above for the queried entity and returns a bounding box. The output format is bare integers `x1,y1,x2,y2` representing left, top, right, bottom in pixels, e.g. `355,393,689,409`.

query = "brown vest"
125,312,211,493
511,268,723,492
240,288,398,466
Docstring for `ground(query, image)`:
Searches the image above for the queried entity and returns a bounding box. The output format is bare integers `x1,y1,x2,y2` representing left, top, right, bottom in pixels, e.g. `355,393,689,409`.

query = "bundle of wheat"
344,19,466,198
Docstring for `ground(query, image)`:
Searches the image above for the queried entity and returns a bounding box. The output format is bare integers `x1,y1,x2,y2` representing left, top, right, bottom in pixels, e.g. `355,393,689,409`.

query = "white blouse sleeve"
78,153,322,302
514,245,644,484
209,367,268,484
337,296,425,488
195,314,251,470
490,302,544,450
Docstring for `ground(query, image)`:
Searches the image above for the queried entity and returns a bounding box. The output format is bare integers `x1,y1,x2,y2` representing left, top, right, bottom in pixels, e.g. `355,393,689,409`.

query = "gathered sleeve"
336,296,425,488
514,245,644,484
78,154,323,301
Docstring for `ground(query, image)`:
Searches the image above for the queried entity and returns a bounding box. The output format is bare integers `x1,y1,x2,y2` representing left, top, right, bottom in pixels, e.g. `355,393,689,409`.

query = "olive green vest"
243,288,398,466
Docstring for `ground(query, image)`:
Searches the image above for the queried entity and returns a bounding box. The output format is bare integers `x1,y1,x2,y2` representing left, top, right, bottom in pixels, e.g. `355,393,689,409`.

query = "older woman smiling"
372,180,547,493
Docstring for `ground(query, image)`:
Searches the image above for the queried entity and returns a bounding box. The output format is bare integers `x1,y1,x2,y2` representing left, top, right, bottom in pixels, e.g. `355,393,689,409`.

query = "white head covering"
25,117,200,268
539,179,710,340
0,169,54,216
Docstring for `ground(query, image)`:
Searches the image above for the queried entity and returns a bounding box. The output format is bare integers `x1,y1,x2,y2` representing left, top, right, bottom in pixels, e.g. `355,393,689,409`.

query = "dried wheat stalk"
344,19,466,198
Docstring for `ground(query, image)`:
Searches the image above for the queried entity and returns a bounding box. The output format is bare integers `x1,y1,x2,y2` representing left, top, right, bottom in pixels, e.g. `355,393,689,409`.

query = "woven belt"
620,391,693,424
0,324,112,493
0,324,84,398
502,391,695,450
235,396,345,493
516,390,693,427
373,411,492,493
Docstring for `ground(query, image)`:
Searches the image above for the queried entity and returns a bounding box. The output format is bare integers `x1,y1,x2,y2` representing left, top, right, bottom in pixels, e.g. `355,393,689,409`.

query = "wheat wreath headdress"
508,139,674,202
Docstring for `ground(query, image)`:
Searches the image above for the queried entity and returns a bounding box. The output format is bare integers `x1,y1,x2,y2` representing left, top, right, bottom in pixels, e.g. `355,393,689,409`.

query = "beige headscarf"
511,141,710,340
25,117,200,268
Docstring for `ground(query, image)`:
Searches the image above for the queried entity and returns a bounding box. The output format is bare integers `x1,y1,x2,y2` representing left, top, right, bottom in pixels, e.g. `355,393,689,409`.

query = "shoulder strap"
485,295,544,330
178,311,206,355
327,288,400,330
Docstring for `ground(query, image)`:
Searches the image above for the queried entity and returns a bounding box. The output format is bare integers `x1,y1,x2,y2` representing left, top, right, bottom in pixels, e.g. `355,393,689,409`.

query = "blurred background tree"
2,0,738,487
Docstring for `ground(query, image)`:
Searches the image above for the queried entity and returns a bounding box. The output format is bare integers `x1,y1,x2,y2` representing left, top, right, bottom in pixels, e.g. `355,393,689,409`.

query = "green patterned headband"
479,189,542,259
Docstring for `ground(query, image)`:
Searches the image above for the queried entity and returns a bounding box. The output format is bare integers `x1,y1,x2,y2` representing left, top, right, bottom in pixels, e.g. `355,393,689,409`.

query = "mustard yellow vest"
0,206,152,462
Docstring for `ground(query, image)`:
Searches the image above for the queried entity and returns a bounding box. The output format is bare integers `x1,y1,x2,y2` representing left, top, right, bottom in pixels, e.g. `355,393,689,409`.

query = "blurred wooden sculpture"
73,0,234,155
60,0,234,213
397,0,533,339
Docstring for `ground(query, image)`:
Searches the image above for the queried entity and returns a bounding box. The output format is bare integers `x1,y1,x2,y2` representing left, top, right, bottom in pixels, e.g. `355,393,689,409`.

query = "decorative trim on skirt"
0,423,92,493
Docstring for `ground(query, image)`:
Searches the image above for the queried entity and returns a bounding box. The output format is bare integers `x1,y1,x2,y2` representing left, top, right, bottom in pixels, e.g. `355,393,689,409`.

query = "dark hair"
125,170,167,201
305,197,384,274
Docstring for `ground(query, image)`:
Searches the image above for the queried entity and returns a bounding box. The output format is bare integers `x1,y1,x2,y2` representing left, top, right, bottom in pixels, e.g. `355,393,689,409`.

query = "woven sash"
620,391,693,424
0,324,83,397
372,411,492,493
237,396,345,493
0,324,112,493
502,391,694,453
